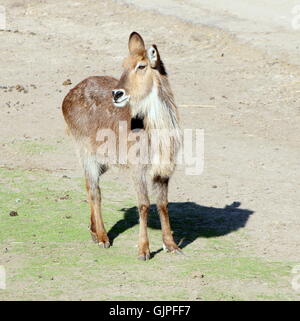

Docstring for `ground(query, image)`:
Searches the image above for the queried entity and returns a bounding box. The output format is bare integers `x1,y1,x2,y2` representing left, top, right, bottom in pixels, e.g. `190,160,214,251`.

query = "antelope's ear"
128,32,145,54
147,44,160,68
148,44,167,75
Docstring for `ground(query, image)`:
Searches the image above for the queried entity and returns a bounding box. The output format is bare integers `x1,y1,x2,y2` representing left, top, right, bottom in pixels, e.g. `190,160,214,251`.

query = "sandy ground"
119,0,300,66
0,0,299,300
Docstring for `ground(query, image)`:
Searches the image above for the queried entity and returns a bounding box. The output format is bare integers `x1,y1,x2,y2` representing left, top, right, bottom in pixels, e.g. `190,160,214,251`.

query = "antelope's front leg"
154,175,182,254
138,204,151,261
158,204,181,253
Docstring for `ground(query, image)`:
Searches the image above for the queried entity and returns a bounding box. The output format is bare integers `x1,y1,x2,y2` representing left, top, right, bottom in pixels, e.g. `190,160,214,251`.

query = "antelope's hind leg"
83,154,110,248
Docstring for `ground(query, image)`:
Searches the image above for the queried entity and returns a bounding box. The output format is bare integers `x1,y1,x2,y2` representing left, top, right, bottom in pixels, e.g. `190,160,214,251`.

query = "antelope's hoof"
138,252,151,261
90,231,110,248
98,241,111,249
172,248,184,255
163,242,183,255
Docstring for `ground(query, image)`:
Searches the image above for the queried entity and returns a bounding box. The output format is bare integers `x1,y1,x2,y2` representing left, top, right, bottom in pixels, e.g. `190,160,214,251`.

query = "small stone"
192,272,205,279
59,194,70,200
62,79,72,86
15,84,25,92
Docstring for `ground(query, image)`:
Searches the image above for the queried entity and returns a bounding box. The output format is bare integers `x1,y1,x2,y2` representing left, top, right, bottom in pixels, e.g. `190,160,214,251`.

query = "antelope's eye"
138,64,146,70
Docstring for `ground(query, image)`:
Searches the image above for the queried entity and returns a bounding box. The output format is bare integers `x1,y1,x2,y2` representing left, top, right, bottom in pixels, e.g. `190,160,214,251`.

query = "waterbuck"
62,32,182,260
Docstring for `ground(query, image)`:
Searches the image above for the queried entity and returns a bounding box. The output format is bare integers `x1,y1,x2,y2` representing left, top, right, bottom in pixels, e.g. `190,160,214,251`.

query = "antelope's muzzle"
112,89,130,108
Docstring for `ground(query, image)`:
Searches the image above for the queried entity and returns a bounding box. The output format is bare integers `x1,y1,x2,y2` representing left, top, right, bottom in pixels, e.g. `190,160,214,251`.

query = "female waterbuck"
62,32,182,260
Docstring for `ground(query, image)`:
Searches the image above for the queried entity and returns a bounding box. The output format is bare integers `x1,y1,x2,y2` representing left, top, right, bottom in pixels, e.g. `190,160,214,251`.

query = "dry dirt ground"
0,0,299,300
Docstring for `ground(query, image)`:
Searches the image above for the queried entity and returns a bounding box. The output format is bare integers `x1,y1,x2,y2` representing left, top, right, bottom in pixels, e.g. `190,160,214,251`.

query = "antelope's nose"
112,89,125,101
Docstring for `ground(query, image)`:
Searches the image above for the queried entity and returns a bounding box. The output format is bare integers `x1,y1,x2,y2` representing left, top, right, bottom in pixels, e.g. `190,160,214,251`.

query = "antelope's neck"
130,84,180,132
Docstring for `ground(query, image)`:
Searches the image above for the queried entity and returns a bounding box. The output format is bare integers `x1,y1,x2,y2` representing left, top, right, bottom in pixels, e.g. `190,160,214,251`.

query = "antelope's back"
62,76,131,141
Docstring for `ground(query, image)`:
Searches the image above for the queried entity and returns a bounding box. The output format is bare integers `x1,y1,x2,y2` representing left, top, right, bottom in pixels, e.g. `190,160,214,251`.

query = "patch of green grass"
200,287,243,301
255,293,295,301
0,167,133,243
180,256,290,284
0,167,298,300
204,237,240,254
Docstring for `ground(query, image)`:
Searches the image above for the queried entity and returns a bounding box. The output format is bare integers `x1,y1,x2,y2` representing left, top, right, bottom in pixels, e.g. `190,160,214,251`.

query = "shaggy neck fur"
131,78,180,131
130,76,182,170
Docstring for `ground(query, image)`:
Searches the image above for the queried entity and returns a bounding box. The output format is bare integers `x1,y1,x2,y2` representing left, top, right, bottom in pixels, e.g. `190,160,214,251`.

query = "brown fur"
62,32,182,260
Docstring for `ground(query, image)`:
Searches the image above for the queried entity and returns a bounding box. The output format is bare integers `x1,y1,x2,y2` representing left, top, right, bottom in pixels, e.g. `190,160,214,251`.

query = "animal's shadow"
107,201,254,255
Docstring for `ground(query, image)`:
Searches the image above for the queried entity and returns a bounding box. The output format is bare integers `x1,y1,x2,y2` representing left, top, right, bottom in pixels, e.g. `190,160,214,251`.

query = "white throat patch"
130,85,181,176
130,86,178,130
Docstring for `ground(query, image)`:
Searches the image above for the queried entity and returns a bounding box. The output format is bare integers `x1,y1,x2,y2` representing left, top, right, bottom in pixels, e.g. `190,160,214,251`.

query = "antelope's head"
112,32,167,109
